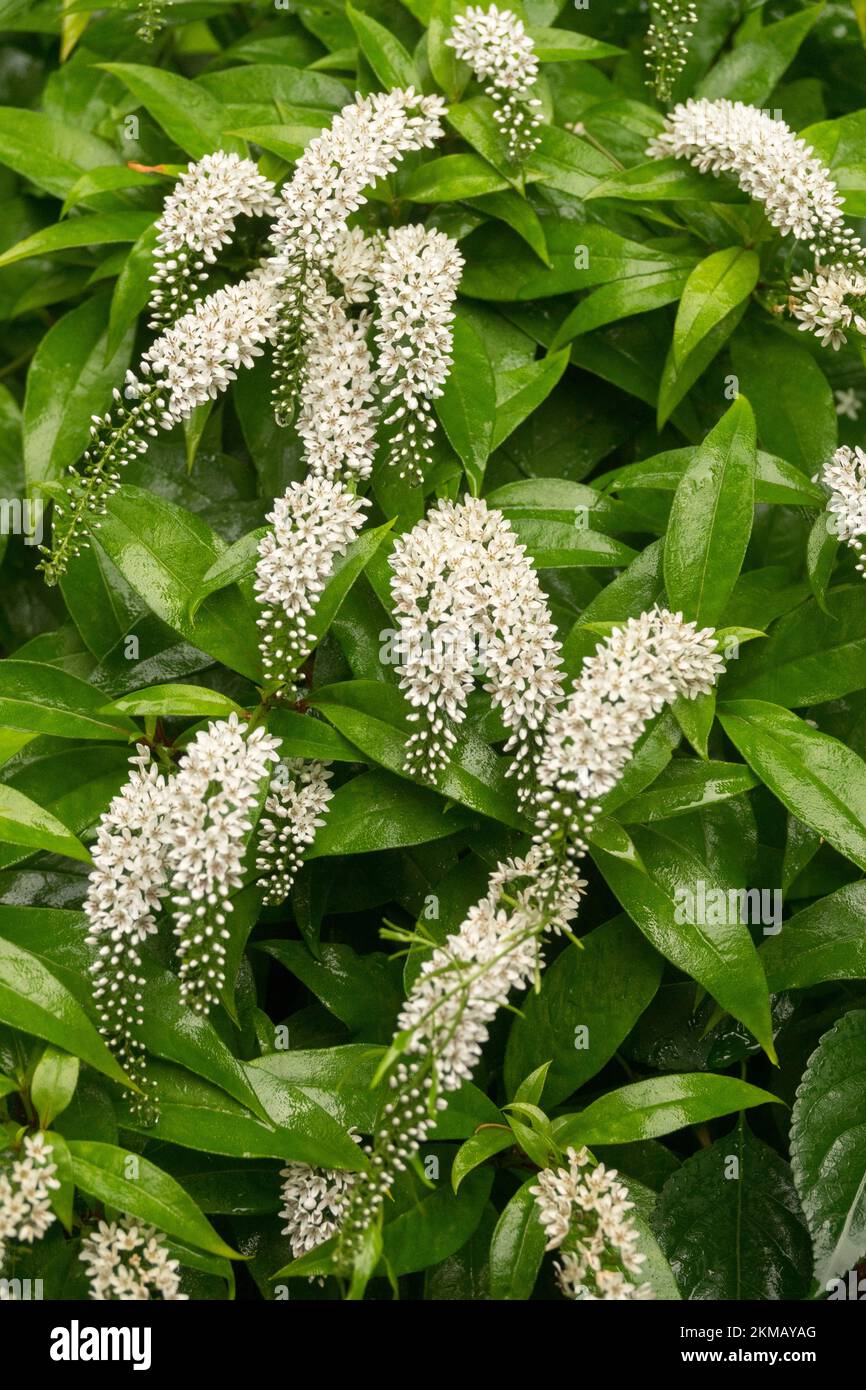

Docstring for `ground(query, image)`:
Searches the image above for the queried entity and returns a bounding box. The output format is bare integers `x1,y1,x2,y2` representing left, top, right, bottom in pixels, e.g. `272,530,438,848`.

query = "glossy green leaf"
554,1074,782,1147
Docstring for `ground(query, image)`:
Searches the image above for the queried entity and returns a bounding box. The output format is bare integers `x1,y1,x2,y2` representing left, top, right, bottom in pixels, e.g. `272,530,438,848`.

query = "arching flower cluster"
531,1147,654,1301
388,496,564,797
39,90,449,587
0,1134,60,1269
82,716,332,1102
447,5,542,166
255,476,370,692
149,152,279,328
256,760,334,906
534,608,724,865
320,610,725,1275
644,2,697,101
648,98,866,349
373,226,464,485
266,88,446,427
818,444,866,576
80,1217,187,1300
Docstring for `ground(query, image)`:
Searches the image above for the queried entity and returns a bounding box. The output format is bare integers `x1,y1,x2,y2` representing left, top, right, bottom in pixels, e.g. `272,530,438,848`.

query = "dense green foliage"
1,0,866,1302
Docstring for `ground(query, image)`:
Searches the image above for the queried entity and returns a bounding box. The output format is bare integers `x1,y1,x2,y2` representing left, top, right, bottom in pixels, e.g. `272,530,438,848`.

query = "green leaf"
307,769,473,857
0,661,136,741
659,248,759,426
528,27,623,61
617,760,759,824
587,158,746,204
724,587,866,707
0,936,130,1088
664,396,757,627
427,0,470,102
491,350,569,451
719,700,866,870
791,1010,866,1287
24,292,134,489
0,211,153,270
761,883,866,992
99,63,237,160
31,1046,79,1129
0,107,117,199
554,1074,782,1147
189,527,268,616
88,486,262,681
452,1128,512,1195
505,915,662,1106
435,314,496,494
69,1140,242,1259
806,511,838,615
552,265,693,344
604,446,824,509
731,323,836,476
0,785,91,863
103,684,246,719
591,826,775,1057
697,6,821,107
654,1120,811,1299
488,1177,547,1300
401,153,509,202
347,4,417,87
465,190,550,265
380,1165,493,1277
310,681,524,828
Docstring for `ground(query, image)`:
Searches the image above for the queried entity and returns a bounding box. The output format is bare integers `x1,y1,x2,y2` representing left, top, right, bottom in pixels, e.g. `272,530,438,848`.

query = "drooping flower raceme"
389,496,563,796
329,607,725,1276
0,1134,60,1269
267,88,446,425
447,5,542,166
818,445,866,576
80,1217,187,1301
648,99,866,268
280,1134,362,1261
334,848,585,1265
789,263,866,350
255,476,370,693
534,608,724,865
531,1147,654,1301
83,745,173,1109
167,715,281,1014
295,284,379,484
149,153,279,328
40,274,281,586
256,760,334,906
373,225,463,485
645,2,697,101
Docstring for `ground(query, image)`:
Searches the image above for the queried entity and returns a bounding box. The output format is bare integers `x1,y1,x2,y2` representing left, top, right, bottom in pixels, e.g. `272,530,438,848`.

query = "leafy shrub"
1,0,866,1304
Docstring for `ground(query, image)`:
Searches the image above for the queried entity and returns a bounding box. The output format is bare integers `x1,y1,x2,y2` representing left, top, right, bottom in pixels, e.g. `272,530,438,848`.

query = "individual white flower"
648,99,866,267
296,283,379,484
531,1147,654,1301
255,476,370,691
789,263,866,349
167,714,281,1014
373,225,464,485
0,1134,60,1268
83,745,173,1107
534,608,724,863
818,444,866,575
447,5,542,165
80,1217,187,1301
256,759,334,905
389,496,563,795
645,2,697,101
835,387,863,421
149,152,279,327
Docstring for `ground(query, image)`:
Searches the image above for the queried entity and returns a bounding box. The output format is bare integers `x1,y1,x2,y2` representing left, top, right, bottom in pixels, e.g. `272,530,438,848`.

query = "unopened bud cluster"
645,2,697,102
